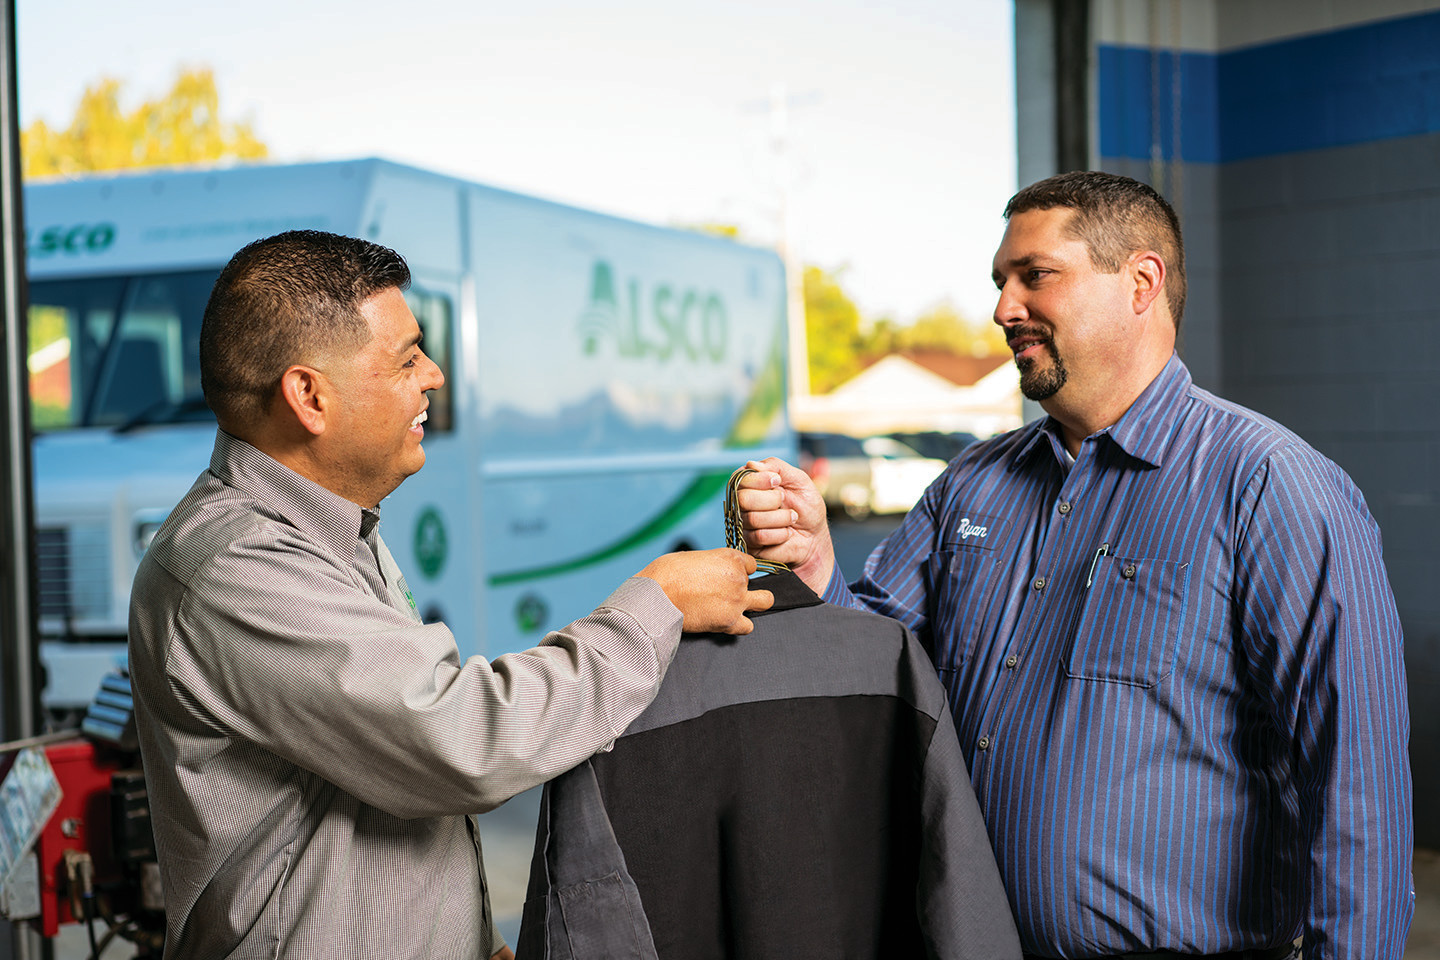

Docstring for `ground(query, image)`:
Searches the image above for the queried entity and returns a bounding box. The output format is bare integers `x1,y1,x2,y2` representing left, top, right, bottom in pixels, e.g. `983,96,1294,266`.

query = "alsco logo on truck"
577,260,727,362
26,222,117,257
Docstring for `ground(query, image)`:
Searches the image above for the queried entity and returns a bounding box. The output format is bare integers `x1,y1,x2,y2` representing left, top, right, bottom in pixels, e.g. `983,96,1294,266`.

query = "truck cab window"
28,269,219,431
403,286,454,433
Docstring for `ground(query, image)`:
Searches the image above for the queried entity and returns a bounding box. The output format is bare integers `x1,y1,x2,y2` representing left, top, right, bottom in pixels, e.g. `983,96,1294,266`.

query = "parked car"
798,432,948,520
888,430,979,464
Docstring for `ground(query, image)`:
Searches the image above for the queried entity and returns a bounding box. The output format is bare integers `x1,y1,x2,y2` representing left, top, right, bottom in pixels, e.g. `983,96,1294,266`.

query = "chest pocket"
1066,555,1191,688
922,511,1005,672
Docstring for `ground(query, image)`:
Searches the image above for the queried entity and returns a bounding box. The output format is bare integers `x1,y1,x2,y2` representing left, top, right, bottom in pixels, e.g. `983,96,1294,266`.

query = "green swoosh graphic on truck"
488,469,732,586
487,310,788,587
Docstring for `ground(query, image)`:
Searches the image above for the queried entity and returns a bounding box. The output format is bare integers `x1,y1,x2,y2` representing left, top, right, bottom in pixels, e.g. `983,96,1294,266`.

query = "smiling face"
990,207,1170,431
320,286,444,507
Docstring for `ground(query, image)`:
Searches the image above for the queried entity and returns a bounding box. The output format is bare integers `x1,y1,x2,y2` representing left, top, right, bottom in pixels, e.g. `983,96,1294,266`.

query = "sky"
18,0,1017,326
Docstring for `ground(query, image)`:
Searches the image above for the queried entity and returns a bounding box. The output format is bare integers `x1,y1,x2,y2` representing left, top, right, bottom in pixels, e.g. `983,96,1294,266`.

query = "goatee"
1015,341,1067,401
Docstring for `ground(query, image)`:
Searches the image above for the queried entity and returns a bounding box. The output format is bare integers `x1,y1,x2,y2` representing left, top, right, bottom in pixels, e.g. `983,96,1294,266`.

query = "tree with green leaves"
888,300,1008,358
803,264,866,394
22,68,267,179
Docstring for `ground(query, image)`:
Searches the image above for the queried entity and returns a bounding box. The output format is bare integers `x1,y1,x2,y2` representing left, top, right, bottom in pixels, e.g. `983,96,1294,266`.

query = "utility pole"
767,83,810,400
0,0,39,953
747,82,819,403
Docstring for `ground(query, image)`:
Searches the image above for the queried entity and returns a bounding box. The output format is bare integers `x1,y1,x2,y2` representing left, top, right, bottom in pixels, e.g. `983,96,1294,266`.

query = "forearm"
447,576,686,809
172,572,683,818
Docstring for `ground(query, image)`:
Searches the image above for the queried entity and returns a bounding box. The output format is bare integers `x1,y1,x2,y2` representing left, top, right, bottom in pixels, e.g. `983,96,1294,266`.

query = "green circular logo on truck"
413,507,448,580
515,594,549,633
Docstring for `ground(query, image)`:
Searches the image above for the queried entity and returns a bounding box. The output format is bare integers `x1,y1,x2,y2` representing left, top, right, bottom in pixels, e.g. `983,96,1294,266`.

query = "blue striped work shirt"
824,355,1413,958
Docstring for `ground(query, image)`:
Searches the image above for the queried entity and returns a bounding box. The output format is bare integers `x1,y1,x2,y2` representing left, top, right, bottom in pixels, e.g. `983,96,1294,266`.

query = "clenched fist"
734,457,836,595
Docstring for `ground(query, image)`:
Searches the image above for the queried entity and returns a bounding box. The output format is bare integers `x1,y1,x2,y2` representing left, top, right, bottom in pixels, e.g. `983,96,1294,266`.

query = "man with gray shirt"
128,230,771,960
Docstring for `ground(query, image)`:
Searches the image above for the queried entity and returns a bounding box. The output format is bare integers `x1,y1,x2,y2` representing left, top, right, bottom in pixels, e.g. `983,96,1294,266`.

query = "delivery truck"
25,158,792,712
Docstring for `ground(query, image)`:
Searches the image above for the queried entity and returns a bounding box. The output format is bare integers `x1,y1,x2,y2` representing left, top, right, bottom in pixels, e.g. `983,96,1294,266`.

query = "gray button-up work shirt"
129,431,683,959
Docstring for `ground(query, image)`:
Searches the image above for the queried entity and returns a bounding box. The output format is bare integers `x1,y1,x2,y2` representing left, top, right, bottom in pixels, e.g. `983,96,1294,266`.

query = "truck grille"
36,524,111,624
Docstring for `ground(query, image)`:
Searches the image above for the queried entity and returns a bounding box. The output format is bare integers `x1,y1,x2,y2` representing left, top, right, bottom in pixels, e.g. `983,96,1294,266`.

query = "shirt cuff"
820,563,857,607
599,575,685,665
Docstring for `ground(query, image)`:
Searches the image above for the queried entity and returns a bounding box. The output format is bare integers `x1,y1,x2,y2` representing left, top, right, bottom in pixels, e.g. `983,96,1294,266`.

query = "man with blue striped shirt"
740,171,1412,959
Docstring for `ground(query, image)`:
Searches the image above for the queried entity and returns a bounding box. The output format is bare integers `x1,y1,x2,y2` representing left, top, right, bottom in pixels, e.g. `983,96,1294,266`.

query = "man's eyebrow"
998,253,1042,270
992,253,1038,281
400,330,424,352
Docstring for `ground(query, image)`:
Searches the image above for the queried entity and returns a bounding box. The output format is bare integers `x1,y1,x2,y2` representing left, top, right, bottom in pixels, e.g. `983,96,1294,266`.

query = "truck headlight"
133,519,166,559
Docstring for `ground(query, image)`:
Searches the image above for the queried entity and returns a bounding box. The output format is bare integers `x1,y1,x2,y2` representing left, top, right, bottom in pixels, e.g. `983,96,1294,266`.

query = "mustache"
1005,325,1052,348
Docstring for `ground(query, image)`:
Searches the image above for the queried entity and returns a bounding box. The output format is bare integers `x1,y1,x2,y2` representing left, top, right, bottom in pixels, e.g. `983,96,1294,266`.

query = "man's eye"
1027,269,1050,283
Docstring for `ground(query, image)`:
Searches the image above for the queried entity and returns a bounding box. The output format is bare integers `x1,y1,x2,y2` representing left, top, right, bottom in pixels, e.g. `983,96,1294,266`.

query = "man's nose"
424,353,445,391
993,280,1027,328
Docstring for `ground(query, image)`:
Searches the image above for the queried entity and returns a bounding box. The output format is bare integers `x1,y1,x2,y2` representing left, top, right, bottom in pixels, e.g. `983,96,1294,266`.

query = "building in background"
1015,0,1440,843
792,351,1019,438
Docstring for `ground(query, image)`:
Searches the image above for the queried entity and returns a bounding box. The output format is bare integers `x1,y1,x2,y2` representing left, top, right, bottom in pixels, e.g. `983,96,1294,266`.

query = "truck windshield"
29,269,454,435
28,269,220,432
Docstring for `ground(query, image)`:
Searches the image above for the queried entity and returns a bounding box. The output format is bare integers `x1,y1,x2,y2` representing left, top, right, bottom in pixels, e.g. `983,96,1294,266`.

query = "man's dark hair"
1004,171,1186,330
200,230,411,429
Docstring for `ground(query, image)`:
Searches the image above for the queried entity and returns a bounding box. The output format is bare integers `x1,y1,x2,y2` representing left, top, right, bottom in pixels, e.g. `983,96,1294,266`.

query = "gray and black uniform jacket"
517,570,1023,960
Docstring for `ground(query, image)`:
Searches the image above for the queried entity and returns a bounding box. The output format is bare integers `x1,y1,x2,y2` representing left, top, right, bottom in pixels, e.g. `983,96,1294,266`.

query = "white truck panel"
25,158,792,707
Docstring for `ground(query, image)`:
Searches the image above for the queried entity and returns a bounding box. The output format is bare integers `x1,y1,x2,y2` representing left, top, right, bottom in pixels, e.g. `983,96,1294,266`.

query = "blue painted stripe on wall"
1097,47,1220,163
1099,9,1440,163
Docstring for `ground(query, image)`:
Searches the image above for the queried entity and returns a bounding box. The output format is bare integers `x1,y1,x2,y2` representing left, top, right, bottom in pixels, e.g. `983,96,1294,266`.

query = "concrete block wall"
1218,133,1440,834
1083,0,1440,843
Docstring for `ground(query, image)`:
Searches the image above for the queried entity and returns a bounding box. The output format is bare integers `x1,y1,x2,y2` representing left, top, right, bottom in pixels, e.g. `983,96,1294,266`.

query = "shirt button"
976,736,991,751
1122,563,1137,579
1057,501,1071,515
1033,577,1046,590
1005,655,1019,669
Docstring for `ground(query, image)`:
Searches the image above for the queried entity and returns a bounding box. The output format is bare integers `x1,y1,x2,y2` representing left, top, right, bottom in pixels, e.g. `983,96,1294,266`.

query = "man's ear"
279,365,329,437
1129,251,1166,315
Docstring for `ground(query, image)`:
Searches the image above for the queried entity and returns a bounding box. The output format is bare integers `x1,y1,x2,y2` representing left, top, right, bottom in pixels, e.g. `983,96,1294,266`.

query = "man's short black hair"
199,230,411,429
1005,171,1187,330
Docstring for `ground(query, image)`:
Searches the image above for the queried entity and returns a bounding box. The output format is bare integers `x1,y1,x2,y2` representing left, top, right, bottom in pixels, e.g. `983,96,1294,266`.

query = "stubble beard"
1016,340,1068,401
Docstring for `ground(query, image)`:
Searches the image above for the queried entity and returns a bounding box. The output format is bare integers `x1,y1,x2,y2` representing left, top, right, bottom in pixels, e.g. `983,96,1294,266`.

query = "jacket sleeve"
904,623,1024,960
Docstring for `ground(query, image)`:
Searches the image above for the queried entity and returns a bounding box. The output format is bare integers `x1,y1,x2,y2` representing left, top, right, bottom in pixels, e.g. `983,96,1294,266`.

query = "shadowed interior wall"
1080,0,1440,844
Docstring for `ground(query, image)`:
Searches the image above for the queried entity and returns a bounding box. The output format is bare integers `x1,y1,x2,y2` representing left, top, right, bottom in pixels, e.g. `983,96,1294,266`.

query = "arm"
1233,452,1413,957
165,538,765,819
739,455,952,643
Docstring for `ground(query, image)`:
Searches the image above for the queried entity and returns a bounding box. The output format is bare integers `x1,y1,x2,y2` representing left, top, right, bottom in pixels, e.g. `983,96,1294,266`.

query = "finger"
726,614,755,636
744,588,774,613
735,487,784,512
766,458,812,488
743,506,797,530
735,550,758,574
744,526,792,548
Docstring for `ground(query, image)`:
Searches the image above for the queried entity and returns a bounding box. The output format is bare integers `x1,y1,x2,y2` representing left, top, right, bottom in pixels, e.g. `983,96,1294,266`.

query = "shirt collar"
209,430,375,556
1008,420,1054,469
1010,352,1192,471
1103,352,1191,468
1011,417,1063,470
749,570,824,616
